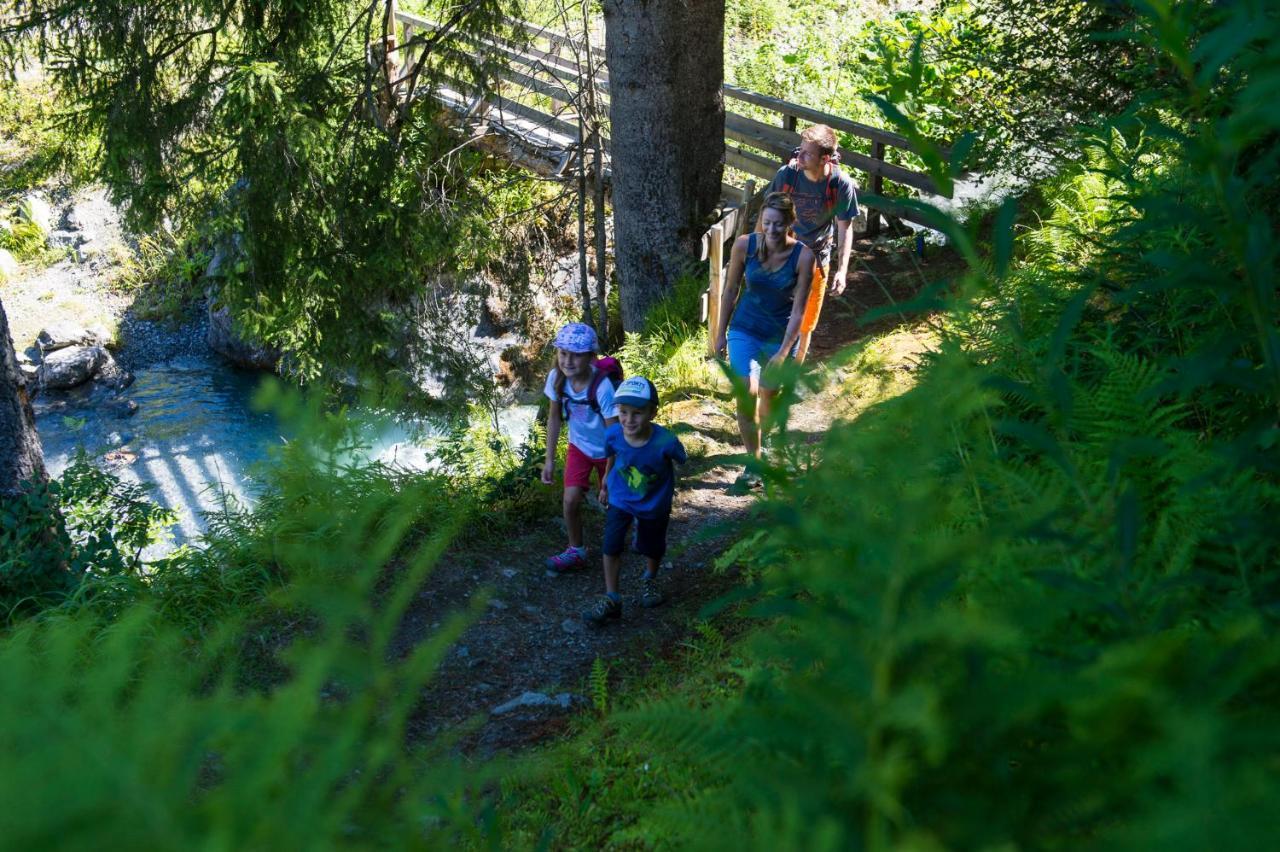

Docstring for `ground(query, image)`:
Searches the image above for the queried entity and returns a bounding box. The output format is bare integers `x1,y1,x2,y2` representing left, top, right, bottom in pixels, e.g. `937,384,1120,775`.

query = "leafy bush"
0,524,493,848
1,456,174,621
614,272,714,401
0,386,501,846
519,3,1280,848
112,231,211,324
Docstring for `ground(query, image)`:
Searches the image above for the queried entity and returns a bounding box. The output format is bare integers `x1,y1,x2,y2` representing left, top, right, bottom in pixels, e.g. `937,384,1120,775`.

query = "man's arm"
829,217,853,296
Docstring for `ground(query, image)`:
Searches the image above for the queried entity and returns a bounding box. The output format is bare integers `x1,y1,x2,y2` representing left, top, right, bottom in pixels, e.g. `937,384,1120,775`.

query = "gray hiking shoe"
639,574,664,608
582,594,622,626
727,469,763,496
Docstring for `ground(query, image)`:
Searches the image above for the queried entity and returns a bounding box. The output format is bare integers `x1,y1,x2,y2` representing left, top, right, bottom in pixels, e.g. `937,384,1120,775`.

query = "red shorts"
564,443,607,489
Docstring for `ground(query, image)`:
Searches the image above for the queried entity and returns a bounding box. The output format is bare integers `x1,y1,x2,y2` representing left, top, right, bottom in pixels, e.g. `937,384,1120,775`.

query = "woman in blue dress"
712,192,814,492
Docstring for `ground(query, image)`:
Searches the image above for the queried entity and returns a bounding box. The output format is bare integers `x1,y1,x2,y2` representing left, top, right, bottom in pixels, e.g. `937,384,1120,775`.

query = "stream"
33,353,536,551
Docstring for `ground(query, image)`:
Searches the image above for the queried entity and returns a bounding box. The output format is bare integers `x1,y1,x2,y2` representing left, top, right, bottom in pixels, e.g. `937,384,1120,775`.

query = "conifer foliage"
2,0,525,381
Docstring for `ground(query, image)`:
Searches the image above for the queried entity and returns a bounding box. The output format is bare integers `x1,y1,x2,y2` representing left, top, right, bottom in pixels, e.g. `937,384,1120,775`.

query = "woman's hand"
598,484,609,507
540,459,556,486
714,331,728,358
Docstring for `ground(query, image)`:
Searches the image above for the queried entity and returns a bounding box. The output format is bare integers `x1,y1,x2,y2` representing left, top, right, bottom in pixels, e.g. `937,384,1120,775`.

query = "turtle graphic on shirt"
621,464,659,495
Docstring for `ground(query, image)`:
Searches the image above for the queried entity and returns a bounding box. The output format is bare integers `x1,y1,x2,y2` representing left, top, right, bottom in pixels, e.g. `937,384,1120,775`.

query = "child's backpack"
561,356,624,419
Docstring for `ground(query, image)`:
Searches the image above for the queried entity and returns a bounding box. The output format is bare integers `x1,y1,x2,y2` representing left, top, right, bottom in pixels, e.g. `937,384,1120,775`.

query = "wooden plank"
490,65,613,154
487,92,581,140
441,75,581,142
720,182,748,206
702,208,741,259
724,83,949,157
505,17,608,60
706,223,724,355
725,111,798,159
724,145,779,182
547,42,566,114
868,141,885,237
397,12,611,93
840,148,941,195
736,180,758,238
494,63,573,104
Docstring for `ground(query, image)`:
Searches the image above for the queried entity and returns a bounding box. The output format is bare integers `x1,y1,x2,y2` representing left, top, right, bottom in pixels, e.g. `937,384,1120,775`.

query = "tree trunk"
0,296,47,498
602,0,725,332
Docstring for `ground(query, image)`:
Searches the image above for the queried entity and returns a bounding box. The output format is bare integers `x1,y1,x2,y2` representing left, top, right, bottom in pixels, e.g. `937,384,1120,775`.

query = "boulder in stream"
105,397,139,419
95,350,134,390
36,321,109,353
14,349,39,383
37,344,108,389
207,300,281,371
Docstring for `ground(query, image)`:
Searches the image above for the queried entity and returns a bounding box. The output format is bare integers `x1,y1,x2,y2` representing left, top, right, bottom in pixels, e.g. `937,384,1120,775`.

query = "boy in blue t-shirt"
581,376,687,625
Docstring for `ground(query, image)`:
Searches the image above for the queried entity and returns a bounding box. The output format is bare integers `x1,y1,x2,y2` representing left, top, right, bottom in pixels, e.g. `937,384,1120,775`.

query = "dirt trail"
399,238,962,755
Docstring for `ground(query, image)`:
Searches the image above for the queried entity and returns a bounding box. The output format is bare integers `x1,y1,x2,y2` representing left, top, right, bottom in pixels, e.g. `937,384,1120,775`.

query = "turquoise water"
34,355,535,550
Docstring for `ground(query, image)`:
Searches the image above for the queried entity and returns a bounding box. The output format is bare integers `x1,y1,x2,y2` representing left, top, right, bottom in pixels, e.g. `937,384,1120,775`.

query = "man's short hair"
800,124,838,158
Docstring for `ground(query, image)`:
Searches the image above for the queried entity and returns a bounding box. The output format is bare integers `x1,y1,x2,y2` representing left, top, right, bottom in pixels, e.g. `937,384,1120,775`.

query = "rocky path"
397,238,960,755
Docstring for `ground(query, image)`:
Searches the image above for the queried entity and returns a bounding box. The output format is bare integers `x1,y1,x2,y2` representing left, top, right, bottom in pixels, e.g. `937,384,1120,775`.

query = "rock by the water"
207,300,280,371
37,321,105,353
47,230,84,250
14,349,39,384
491,691,576,715
106,397,139,419
0,248,18,281
95,350,134,390
18,193,54,235
37,345,108,389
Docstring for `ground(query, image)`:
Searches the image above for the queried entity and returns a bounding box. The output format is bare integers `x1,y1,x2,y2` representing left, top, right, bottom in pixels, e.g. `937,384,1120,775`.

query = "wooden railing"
390,13,947,208
388,12,953,350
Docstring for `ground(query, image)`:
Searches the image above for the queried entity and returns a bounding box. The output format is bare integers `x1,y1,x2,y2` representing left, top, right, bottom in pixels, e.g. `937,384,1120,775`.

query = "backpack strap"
585,368,607,416
824,164,840,213
781,161,839,214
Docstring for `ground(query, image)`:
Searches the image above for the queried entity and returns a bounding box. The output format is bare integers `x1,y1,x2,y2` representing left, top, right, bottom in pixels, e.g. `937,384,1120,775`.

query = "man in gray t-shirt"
766,124,859,361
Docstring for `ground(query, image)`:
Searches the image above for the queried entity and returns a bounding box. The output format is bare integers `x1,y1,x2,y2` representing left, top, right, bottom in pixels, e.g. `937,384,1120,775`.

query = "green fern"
589,656,610,715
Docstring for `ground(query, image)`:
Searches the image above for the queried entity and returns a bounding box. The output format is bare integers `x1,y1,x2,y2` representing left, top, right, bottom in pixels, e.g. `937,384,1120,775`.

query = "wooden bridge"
387,10,953,340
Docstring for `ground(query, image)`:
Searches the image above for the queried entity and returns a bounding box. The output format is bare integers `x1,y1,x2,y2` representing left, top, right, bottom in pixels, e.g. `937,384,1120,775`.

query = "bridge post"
736,180,756,238
867,141,886,238
402,23,415,82
706,223,725,356
549,41,566,117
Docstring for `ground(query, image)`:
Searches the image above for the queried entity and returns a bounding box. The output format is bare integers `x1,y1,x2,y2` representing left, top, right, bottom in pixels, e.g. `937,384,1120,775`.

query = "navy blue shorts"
603,505,669,559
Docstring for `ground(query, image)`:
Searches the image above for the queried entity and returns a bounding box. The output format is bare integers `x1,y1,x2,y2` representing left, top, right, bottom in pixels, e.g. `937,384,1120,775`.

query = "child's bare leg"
563,486,585,548
642,556,659,579
603,553,622,595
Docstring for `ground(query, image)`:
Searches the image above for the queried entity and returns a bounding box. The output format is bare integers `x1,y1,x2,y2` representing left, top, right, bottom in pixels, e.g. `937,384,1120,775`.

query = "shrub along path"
397,238,964,755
